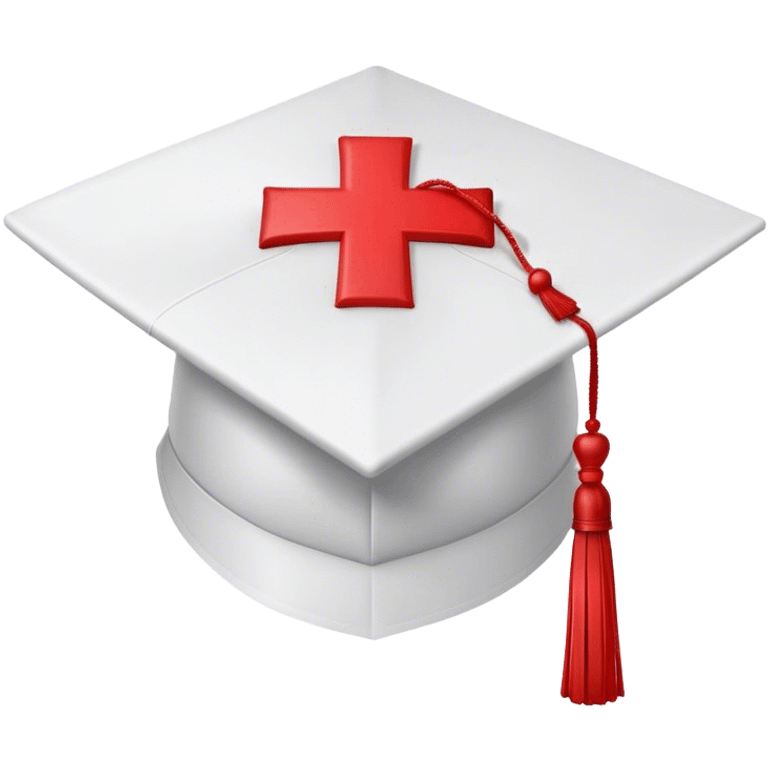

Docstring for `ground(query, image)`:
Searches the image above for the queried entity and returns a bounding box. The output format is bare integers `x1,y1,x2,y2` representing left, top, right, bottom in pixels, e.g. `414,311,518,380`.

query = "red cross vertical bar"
259,136,495,307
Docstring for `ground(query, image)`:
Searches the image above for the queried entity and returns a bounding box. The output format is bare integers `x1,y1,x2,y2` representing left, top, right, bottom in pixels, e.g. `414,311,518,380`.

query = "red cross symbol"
259,136,495,307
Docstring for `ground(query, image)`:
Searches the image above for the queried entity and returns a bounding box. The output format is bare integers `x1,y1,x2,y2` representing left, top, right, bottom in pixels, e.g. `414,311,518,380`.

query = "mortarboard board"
5,66,764,704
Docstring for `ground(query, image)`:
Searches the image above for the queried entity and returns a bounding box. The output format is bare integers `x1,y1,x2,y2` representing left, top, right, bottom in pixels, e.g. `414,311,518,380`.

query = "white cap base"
157,432,574,638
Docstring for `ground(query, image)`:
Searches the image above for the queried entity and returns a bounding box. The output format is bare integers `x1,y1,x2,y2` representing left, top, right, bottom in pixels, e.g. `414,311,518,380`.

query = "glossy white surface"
5,67,763,474
168,356,577,563
157,431,575,638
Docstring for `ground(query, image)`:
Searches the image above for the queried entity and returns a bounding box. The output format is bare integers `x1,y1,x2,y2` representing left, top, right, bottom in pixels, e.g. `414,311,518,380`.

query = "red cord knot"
528,268,552,294
572,431,612,532
527,267,580,322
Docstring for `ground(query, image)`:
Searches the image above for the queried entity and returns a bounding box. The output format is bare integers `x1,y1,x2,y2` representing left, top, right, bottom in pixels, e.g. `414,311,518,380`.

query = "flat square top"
6,67,763,476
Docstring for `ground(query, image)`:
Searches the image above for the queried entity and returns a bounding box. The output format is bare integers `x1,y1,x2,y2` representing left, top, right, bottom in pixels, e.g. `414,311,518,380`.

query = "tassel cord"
416,179,535,273
417,179,600,424
569,314,599,426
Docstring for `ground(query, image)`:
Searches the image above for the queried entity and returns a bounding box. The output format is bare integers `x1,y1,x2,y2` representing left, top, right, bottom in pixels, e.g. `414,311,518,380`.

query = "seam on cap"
448,243,528,287
149,241,525,337
370,484,376,637
147,246,297,336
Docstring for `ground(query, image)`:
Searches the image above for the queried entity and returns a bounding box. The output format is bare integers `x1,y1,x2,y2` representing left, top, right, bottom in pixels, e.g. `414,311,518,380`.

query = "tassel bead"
528,267,580,321
528,268,553,294
572,432,612,532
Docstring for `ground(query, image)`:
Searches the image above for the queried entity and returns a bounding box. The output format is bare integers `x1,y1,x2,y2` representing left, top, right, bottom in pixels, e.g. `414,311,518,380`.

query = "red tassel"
411,180,623,702
561,424,624,704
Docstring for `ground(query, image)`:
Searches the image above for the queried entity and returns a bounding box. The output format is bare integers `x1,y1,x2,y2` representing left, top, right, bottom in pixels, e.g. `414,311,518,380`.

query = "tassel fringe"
562,530,624,704
538,285,580,321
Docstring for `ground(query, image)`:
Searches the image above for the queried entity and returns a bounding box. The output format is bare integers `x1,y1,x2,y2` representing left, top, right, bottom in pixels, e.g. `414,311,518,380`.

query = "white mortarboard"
5,67,763,704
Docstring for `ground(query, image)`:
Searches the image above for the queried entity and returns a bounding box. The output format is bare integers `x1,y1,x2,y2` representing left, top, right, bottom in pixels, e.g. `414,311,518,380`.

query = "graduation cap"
5,67,763,705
